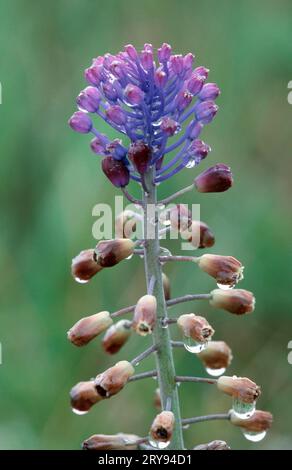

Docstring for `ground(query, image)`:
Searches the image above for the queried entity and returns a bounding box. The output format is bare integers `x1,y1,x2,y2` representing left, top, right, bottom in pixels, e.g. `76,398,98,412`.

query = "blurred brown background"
0,0,292,449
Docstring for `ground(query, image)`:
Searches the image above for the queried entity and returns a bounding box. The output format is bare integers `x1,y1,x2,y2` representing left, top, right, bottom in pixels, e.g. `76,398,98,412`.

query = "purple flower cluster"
69,43,220,187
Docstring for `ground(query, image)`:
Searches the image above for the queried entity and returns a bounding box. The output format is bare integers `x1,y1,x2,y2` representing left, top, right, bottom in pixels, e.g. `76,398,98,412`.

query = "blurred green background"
1,0,292,450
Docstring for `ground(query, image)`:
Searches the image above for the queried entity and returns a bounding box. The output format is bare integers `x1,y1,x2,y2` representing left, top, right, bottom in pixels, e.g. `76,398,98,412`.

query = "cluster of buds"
68,43,272,450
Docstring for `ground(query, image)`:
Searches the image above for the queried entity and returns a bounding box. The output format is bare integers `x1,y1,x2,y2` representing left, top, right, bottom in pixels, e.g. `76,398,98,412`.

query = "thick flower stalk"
68,43,272,450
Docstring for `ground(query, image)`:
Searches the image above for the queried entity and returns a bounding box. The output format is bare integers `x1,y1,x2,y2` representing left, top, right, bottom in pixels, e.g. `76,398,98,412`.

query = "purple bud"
106,105,127,126
155,68,167,88
124,44,139,60
194,164,233,193
188,139,211,160
194,66,210,79
128,141,151,175
90,136,107,154
158,43,172,62
143,43,153,52
69,111,92,133
176,90,193,112
76,86,101,113
109,60,125,79
84,64,102,86
195,100,218,124
198,83,221,101
188,121,203,140
124,84,144,105
102,156,130,187
187,74,205,95
160,117,180,136
140,49,153,70
184,53,195,70
169,55,184,75
105,139,127,160
102,81,118,101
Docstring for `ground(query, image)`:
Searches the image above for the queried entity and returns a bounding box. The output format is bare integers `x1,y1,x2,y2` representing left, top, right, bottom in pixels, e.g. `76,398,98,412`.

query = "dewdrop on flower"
197,254,244,288
149,411,175,449
71,249,103,283
177,313,214,353
94,239,135,267
70,381,103,414
217,376,261,420
198,340,233,377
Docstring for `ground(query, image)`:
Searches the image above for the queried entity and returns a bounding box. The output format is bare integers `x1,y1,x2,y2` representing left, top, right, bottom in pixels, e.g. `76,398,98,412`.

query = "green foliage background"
1,0,292,450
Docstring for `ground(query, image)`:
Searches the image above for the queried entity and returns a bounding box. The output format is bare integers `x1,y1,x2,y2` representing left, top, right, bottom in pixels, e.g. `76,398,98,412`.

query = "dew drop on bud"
216,283,234,290
149,439,170,449
232,398,256,420
242,430,267,442
183,337,208,354
205,366,226,377
74,276,89,284
185,159,196,169
72,408,88,416
126,254,133,260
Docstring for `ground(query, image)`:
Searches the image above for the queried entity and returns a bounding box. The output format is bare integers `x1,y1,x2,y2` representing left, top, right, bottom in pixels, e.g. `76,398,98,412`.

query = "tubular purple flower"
195,100,218,124
84,64,102,86
90,136,107,155
124,84,144,105
160,117,180,136
69,111,92,133
77,86,101,113
158,43,172,62
195,164,233,193
187,74,205,95
169,55,184,75
198,83,221,101
106,105,127,126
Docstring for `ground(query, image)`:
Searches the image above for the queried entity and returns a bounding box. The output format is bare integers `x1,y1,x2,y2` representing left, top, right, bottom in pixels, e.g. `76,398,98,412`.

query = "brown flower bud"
198,341,233,371
194,164,233,193
67,311,112,347
115,210,140,239
154,388,161,410
181,220,215,249
71,249,103,283
132,294,157,336
83,433,141,450
150,411,175,443
230,410,273,433
70,381,102,413
94,360,134,398
102,319,132,354
168,204,192,231
217,376,261,404
194,440,230,450
177,313,214,344
198,254,244,287
162,273,171,300
210,289,255,315
94,238,135,267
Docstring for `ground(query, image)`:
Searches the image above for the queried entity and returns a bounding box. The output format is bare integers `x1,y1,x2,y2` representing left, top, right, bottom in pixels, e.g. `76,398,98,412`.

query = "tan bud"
70,381,102,413
71,249,103,283
83,433,141,450
102,319,132,354
94,360,134,398
168,204,192,231
67,311,112,347
194,440,230,450
154,388,162,410
198,254,244,287
177,313,214,344
115,210,139,239
162,273,171,301
150,411,175,443
181,220,215,249
94,238,135,267
198,341,233,370
230,410,273,433
210,289,255,315
217,376,261,403
132,294,157,336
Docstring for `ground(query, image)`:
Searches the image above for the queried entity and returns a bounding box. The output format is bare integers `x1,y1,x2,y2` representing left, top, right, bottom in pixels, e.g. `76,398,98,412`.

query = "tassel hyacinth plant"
68,43,272,450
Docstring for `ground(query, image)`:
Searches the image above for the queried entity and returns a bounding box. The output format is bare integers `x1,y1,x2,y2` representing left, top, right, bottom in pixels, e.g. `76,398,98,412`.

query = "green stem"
142,169,184,450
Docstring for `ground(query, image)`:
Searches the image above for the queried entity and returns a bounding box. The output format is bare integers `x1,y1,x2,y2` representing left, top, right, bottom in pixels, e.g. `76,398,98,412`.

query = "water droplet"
126,254,133,260
149,440,170,449
183,337,208,354
74,277,89,284
242,430,267,442
216,282,234,290
205,367,226,377
177,382,181,387
185,159,196,169
72,408,88,416
232,398,256,420
161,323,169,329
182,424,190,430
